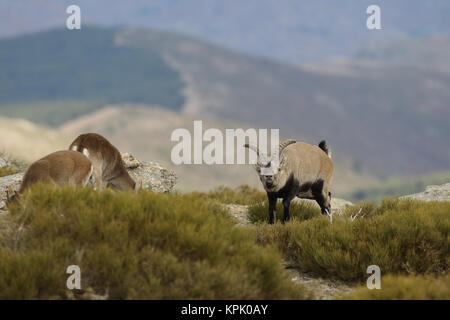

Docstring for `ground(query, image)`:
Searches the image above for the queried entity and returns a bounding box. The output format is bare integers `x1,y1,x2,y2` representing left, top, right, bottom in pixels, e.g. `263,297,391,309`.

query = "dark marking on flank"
269,173,299,199
311,179,324,195
298,181,312,193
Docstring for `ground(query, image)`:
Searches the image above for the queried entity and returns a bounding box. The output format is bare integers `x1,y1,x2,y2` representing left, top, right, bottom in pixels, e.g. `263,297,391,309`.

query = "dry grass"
255,198,449,282
0,184,310,299
341,274,450,300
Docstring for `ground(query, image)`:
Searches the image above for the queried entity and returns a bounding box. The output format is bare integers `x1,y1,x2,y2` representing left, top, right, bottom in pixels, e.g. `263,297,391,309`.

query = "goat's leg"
312,180,330,215
92,167,103,191
267,193,277,224
314,192,327,214
327,191,332,213
282,191,297,223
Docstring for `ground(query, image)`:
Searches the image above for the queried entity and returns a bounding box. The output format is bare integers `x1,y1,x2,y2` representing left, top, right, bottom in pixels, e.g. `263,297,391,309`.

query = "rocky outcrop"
0,153,177,209
401,183,450,202
0,157,10,169
122,153,177,193
0,172,23,209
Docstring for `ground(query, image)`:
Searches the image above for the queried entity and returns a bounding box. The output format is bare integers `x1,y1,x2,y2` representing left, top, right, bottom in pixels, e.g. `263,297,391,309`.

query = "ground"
225,202,356,299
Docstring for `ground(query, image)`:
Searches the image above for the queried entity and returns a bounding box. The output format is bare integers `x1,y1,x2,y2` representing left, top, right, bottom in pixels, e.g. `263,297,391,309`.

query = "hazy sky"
1,0,450,63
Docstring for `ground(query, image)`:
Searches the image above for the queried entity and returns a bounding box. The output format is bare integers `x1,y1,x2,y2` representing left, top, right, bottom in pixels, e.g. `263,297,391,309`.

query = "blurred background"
0,0,449,201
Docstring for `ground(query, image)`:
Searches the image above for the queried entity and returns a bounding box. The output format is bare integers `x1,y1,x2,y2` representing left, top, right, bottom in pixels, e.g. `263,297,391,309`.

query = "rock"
0,172,24,209
121,153,140,169
292,197,353,213
401,183,450,202
124,154,177,193
0,154,177,208
225,204,251,226
0,157,10,169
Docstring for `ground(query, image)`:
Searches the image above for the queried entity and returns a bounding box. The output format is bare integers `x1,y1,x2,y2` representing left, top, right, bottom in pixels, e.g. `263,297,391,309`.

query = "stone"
0,157,10,169
401,183,450,202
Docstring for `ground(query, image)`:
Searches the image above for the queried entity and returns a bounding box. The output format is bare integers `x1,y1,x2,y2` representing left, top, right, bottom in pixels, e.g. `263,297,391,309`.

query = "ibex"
245,139,334,224
69,133,136,191
7,150,93,201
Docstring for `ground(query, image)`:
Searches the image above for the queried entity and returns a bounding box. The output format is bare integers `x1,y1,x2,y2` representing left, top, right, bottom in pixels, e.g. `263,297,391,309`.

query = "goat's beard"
260,176,279,192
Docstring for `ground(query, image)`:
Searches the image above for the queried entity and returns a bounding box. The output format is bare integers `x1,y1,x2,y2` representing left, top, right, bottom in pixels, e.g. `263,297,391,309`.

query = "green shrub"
0,167,18,177
188,185,266,205
248,200,322,224
0,184,309,299
342,274,450,300
256,199,449,282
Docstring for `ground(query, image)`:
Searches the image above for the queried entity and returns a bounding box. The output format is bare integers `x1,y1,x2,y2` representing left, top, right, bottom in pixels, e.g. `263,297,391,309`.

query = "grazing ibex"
245,139,334,224
69,133,136,191
7,150,93,202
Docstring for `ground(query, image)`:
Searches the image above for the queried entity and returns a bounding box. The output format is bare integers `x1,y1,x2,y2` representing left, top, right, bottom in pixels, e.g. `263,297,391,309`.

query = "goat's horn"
279,139,296,153
243,143,259,156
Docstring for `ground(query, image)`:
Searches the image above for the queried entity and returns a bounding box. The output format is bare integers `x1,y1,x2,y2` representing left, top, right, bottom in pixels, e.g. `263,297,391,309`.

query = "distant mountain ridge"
0,27,449,179
1,0,450,64
0,27,184,110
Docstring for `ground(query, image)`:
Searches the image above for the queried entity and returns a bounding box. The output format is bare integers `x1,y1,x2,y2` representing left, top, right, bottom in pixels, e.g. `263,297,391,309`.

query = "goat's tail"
318,140,332,158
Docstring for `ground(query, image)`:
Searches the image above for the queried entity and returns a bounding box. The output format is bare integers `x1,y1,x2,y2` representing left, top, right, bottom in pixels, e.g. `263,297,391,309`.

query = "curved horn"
279,139,296,154
243,143,259,156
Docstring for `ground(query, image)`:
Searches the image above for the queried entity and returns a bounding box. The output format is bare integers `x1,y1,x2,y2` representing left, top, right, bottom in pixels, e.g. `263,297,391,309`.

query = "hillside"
0,27,184,125
120,28,450,177
59,106,257,192
1,106,445,198
59,105,376,194
0,27,449,179
0,117,71,163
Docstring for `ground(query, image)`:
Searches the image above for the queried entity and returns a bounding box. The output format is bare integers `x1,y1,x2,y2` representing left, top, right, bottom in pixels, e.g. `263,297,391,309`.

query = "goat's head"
244,139,296,191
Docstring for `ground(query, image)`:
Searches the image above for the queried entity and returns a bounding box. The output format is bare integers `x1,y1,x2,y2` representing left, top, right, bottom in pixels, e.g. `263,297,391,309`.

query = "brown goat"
245,139,334,223
69,133,135,191
7,150,93,201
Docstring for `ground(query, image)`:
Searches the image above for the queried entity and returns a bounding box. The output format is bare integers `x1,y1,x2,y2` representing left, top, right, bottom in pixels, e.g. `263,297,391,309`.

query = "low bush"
342,274,450,300
0,167,18,177
0,184,309,299
256,199,449,282
188,185,266,205
248,200,322,224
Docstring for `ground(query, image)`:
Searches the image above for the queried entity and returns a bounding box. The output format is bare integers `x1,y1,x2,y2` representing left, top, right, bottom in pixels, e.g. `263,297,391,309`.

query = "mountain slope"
119,28,450,176
0,27,449,178
0,27,184,113
0,117,71,163
59,105,377,194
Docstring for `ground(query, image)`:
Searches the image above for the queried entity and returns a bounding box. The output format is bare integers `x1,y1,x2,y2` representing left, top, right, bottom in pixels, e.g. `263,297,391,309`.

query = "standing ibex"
69,133,136,191
7,150,93,201
245,139,334,224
